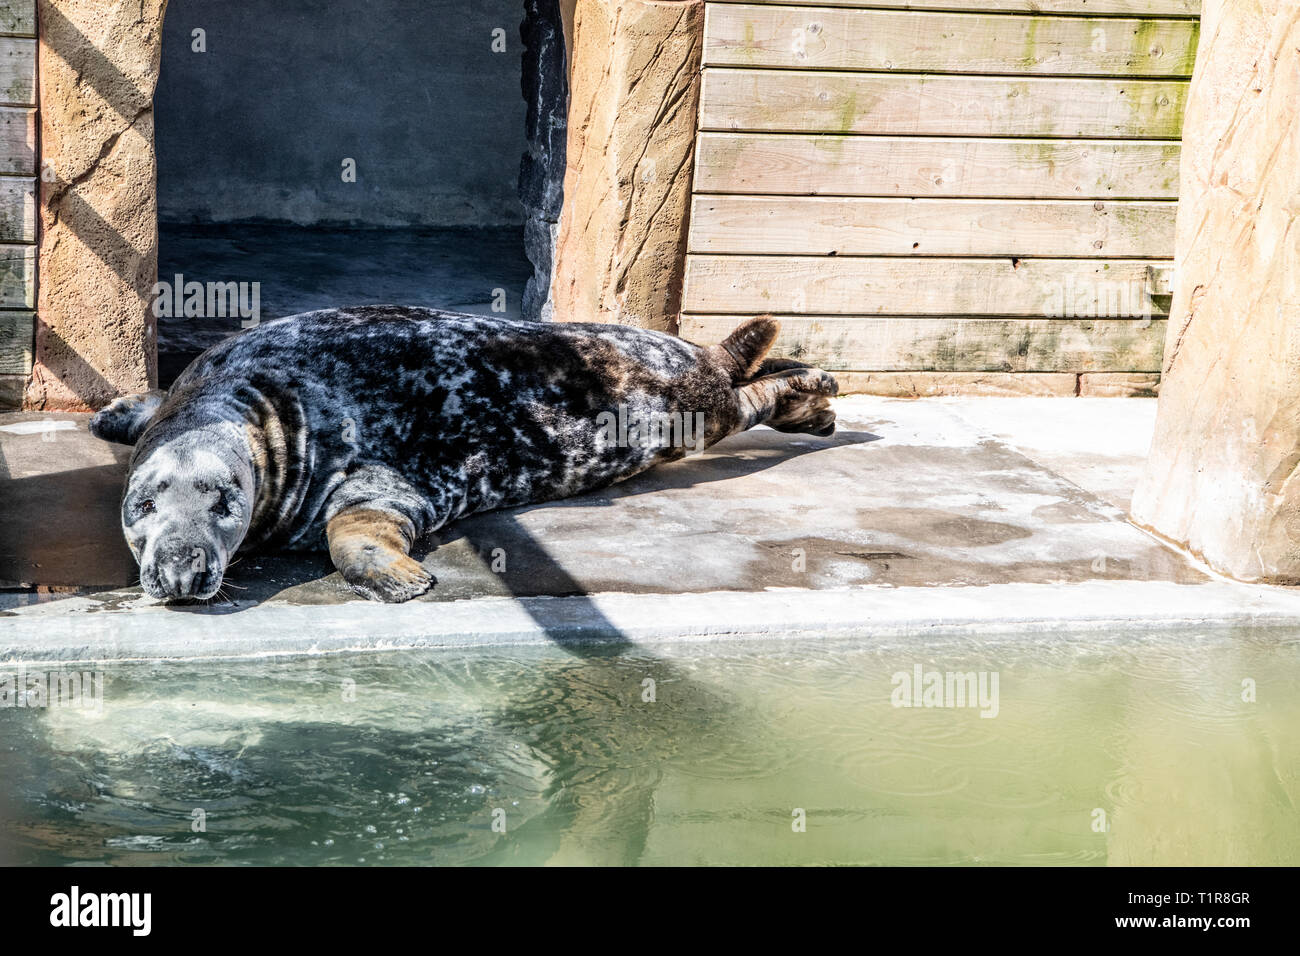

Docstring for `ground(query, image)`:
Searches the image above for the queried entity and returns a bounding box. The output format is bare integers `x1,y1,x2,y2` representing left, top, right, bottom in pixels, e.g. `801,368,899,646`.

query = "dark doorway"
154,0,567,384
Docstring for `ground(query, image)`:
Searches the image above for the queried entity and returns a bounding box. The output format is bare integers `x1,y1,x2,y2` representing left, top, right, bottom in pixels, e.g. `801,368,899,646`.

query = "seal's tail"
89,389,166,445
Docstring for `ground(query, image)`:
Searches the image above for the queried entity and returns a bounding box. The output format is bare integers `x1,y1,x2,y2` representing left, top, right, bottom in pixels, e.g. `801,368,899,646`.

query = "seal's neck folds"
229,382,312,550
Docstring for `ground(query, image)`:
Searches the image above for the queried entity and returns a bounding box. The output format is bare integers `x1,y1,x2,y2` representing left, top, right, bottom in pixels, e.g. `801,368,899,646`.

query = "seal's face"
123,439,254,601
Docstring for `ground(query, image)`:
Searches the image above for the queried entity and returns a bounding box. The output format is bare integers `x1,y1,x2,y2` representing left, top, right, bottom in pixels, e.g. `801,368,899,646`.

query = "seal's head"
122,420,256,601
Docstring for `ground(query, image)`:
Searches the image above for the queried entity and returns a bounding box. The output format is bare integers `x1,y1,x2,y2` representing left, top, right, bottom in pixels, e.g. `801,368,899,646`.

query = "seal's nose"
157,547,203,597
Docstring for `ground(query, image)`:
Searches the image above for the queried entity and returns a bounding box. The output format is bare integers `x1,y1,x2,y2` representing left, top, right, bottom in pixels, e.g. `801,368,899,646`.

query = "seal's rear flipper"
735,367,839,437
89,389,166,445
710,315,780,383
742,356,818,383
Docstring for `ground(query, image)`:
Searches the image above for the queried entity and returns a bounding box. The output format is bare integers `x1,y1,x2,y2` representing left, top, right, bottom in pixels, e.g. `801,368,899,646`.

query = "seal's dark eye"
211,496,231,518
138,498,155,516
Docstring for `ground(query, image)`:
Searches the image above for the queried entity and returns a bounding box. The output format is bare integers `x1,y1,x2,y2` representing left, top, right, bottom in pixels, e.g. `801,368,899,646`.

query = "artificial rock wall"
520,0,571,322
1132,0,1300,581
26,0,166,410
550,0,702,334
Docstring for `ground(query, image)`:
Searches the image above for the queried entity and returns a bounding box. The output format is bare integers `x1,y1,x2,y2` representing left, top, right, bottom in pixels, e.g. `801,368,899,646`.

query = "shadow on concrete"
0,461,136,588
437,428,882,599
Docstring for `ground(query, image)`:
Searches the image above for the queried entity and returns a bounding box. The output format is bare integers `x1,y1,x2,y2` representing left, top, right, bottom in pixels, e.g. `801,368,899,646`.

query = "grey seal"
90,307,838,602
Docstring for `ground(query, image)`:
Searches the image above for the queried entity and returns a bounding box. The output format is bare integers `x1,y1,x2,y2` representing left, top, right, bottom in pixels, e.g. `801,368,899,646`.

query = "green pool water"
2,630,1298,866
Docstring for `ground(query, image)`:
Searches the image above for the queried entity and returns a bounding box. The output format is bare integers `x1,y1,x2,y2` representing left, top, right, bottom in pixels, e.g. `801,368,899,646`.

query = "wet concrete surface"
1,397,1205,612
0,416,136,589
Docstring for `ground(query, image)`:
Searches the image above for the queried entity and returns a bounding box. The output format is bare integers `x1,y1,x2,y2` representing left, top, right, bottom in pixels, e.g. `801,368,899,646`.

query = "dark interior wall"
155,0,529,227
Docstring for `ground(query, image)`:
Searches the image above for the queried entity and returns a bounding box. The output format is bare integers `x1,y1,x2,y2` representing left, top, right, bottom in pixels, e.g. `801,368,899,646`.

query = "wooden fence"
681,0,1200,395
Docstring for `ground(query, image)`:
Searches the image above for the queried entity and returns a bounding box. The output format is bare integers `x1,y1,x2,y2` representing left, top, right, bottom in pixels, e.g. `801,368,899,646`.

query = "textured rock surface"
26,0,167,411
1131,0,1300,580
551,0,702,333
519,0,570,322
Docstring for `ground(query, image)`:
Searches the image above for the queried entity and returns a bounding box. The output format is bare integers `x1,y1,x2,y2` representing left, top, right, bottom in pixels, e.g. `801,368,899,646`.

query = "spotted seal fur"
90,307,838,602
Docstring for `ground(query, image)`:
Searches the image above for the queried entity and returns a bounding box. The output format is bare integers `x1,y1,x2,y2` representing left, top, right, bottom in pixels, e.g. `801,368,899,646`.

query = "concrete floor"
8,394,1300,662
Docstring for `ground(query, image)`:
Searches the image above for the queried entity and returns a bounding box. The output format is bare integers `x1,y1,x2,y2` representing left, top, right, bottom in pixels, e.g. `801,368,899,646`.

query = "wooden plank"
688,196,1176,256
0,36,34,105
0,106,35,174
694,133,1182,198
0,243,33,307
700,69,1188,138
0,175,34,241
0,309,33,375
0,372,25,406
724,1,1200,16
1079,371,1159,396
683,255,1168,315
1146,262,1174,294
0,2,35,37
681,313,1165,371
704,6,1199,77
831,371,1082,396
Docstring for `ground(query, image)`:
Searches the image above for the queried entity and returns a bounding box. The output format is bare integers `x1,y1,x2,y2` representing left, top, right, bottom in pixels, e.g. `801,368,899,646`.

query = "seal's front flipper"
89,389,167,445
326,507,434,603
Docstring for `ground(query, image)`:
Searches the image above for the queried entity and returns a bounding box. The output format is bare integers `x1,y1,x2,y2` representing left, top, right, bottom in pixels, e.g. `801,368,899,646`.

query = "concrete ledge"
5,579,1300,665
